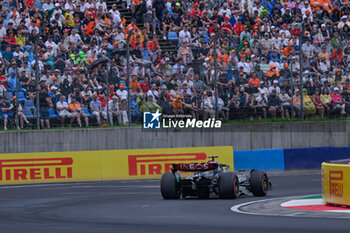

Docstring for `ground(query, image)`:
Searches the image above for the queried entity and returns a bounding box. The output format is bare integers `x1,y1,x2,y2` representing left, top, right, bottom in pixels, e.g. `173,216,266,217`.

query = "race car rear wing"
172,162,218,172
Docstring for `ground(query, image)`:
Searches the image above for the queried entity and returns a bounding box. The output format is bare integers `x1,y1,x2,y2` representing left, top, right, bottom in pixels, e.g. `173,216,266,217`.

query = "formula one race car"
160,156,272,199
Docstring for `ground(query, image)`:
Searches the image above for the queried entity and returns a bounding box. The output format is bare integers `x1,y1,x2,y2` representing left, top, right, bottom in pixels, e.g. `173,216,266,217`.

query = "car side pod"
249,169,273,196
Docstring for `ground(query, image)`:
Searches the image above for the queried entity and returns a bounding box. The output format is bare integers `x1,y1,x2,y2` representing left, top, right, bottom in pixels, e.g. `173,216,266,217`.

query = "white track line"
0,183,82,189
231,196,294,216
327,210,350,213
0,182,160,189
230,194,333,218
281,198,326,207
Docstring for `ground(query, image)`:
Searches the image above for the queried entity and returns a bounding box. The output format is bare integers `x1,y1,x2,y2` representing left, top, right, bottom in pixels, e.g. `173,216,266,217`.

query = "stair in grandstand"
106,0,178,54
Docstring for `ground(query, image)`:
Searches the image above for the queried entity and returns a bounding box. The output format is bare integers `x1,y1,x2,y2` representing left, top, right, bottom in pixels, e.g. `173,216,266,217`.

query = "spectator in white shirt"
271,32,283,52
64,0,75,15
147,84,160,100
56,95,72,126
260,32,273,50
172,60,185,74
114,26,125,42
269,80,281,94
83,0,95,12
42,0,55,12
45,36,58,52
108,12,121,28
69,29,83,45
0,22,6,38
109,4,121,17
52,3,63,16
280,24,291,37
252,2,264,16
179,25,191,45
218,3,231,18
13,46,24,60
105,95,121,125
258,81,269,95
269,55,282,71
50,13,65,27
302,40,313,58
301,2,312,17
116,83,128,100
28,20,40,34
96,0,107,12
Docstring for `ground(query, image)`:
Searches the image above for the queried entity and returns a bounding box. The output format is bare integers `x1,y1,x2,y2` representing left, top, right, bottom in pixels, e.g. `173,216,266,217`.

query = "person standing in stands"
0,97,12,130
105,95,121,126
38,85,52,129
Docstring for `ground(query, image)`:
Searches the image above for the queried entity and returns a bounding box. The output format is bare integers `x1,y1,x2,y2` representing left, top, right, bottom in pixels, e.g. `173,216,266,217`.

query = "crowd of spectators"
0,0,350,130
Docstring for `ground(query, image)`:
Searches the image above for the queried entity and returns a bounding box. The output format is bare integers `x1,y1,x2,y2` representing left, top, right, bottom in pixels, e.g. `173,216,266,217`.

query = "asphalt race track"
0,172,349,233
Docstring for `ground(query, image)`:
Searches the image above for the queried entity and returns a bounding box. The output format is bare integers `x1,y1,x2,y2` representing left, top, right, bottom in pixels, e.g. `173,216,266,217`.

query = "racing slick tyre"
218,172,239,199
249,170,269,197
161,173,180,199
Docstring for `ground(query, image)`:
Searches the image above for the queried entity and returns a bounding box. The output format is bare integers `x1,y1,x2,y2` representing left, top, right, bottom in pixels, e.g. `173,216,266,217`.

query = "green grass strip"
298,195,323,200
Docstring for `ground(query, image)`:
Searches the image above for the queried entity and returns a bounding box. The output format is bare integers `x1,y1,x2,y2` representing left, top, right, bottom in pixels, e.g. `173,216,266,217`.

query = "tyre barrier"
322,160,350,207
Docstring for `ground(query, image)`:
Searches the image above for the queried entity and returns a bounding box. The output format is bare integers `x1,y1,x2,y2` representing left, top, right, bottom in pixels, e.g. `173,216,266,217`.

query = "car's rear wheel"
160,173,180,199
218,172,239,199
250,170,269,196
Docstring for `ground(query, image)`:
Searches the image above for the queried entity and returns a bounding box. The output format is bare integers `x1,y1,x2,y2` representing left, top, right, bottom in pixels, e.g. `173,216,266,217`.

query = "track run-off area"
0,172,349,233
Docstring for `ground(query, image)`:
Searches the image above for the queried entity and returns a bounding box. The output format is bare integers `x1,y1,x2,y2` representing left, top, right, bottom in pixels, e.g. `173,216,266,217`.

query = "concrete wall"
1,120,349,154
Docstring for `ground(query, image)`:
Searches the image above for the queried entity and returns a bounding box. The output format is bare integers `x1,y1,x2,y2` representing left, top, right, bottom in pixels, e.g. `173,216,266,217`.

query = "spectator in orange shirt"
331,47,343,63
293,89,303,117
249,72,260,87
172,94,184,114
130,75,141,94
217,52,229,64
190,3,202,18
146,35,161,56
268,65,280,79
331,3,342,22
126,18,139,35
281,42,295,57
69,96,89,127
310,0,332,13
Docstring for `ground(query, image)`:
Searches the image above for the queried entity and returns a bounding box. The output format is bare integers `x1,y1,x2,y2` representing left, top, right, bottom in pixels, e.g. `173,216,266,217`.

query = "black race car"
160,156,272,199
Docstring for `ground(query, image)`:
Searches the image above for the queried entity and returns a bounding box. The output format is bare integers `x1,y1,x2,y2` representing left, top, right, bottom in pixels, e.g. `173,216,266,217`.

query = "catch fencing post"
34,33,41,130
213,34,218,120
126,31,134,126
299,28,304,119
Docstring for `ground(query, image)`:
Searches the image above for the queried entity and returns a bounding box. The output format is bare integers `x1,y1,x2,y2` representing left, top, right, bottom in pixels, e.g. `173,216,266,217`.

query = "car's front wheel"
218,172,239,199
160,173,180,199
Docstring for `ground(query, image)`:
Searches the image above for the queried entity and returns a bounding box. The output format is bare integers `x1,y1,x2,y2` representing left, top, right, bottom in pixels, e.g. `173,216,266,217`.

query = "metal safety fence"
0,0,350,131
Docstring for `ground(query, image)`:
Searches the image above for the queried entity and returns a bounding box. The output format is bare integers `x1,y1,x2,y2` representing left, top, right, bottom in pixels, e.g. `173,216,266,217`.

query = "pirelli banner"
322,161,350,206
0,146,233,185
